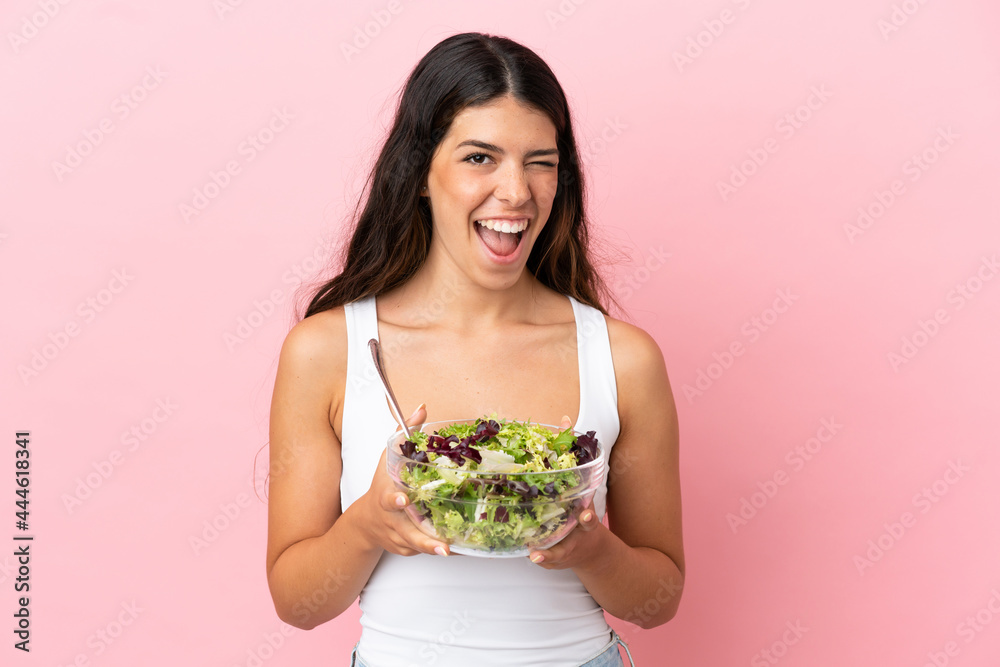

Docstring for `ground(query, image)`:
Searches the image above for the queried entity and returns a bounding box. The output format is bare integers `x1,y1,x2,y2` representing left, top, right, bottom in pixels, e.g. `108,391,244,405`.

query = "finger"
398,528,449,557
559,414,572,429
577,503,599,531
381,490,410,511
405,402,427,428
392,511,450,556
529,546,563,567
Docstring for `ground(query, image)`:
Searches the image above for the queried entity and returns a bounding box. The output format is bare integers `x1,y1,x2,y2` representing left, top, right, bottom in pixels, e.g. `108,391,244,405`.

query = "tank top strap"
341,296,397,511
344,295,379,377
567,296,620,521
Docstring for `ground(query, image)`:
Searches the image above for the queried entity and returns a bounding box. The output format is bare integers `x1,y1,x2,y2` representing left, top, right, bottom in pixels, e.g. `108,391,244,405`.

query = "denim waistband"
349,629,635,667
579,629,634,667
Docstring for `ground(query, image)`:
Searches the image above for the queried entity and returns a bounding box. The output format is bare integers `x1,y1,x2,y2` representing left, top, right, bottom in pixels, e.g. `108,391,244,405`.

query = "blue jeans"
350,629,635,666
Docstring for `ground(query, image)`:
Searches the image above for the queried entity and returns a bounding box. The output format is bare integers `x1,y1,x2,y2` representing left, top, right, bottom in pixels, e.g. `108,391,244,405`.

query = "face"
422,95,560,290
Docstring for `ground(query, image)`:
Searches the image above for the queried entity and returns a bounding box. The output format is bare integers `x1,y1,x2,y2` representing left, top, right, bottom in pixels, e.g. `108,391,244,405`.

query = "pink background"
3,1,999,665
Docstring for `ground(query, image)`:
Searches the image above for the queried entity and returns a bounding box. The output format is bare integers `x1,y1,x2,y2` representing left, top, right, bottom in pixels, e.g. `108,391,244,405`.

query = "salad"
395,416,602,553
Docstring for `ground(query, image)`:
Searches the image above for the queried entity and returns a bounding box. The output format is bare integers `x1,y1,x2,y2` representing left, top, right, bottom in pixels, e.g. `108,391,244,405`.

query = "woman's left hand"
526,416,612,573
527,499,609,572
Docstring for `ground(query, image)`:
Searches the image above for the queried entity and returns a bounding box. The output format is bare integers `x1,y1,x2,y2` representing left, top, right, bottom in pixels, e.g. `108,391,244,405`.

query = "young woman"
266,32,684,667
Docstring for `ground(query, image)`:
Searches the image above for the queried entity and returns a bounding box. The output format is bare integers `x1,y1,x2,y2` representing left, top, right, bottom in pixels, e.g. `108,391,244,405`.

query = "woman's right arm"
265,311,446,630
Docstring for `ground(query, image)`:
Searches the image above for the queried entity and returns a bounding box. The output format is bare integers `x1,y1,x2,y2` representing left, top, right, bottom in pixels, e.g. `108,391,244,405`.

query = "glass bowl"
386,419,605,558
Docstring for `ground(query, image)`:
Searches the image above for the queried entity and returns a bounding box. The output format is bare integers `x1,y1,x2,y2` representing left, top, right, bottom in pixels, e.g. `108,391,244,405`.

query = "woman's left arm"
528,319,685,629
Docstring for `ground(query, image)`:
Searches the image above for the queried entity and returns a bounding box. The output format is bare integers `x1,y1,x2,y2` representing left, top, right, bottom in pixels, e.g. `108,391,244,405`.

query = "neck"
382,256,545,331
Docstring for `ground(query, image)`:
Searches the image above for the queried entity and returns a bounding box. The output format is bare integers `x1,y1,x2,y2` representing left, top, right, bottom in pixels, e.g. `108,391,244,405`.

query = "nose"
493,164,531,207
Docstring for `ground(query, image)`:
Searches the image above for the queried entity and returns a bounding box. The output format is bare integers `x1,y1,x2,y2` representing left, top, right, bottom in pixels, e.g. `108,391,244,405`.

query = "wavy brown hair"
302,32,615,320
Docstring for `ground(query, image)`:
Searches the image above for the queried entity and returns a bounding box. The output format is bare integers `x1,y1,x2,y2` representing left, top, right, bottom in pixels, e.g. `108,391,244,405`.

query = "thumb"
405,403,427,428
577,501,599,531
559,414,573,429
382,489,409,511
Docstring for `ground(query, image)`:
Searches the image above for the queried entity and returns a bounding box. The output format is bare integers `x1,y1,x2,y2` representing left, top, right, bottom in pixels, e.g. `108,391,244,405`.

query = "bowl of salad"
386,416,605,558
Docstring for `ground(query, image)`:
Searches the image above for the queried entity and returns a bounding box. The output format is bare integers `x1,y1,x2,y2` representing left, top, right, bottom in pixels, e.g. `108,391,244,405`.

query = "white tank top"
340,294,620,667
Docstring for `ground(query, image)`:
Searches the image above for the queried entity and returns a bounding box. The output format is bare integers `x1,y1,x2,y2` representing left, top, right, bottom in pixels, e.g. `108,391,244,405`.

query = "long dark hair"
302,32,615,319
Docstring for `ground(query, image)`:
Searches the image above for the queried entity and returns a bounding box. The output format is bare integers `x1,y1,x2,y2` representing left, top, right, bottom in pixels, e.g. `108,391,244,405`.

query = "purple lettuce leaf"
474,419,500,442
506,480,539,498
570,430,600,465
400,440,430,463
425,434,482,465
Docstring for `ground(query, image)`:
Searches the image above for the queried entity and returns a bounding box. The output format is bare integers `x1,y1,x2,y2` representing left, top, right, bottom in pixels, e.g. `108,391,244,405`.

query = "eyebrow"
455,139,559,159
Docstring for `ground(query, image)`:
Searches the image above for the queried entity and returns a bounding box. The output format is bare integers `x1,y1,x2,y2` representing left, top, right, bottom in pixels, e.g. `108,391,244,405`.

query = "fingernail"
434,546,447,556
410,403,426,419
530,553,544,563
561,415,571,423
582,511,593,522
395,495,406,507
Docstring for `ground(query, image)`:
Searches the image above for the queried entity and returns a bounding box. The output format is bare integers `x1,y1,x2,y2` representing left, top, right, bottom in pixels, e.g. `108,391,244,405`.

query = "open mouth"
474,219,528,258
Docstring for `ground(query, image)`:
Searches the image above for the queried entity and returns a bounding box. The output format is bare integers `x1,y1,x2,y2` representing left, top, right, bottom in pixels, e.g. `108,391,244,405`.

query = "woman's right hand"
356,403,451,557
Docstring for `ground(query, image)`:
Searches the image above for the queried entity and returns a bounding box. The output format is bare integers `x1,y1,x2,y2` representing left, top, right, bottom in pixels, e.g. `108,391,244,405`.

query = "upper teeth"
477,219,528,234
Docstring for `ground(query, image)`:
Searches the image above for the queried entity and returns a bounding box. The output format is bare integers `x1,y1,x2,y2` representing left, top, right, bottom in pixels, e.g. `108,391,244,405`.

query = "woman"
266,32,684,667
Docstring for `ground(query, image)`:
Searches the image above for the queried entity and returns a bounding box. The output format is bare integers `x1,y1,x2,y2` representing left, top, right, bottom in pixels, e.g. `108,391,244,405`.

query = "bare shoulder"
605,316,669,383
604,315,676,431
279,308,347,373
274,308,349,417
